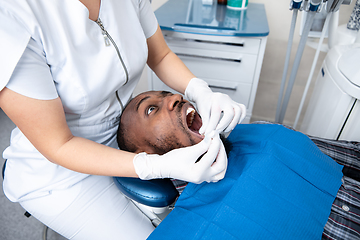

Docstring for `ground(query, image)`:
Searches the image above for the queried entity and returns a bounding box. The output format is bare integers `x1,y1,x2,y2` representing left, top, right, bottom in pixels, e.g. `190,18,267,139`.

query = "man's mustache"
176,101,186,112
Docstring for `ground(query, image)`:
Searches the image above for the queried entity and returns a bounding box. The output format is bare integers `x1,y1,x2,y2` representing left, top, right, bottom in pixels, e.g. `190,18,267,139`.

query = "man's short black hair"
117,100,138,153
117,119,137,152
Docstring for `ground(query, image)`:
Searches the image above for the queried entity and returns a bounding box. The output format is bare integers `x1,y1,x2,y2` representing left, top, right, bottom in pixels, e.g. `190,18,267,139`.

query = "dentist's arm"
146,26,247,135
146,25,194,93
0,88,225,184
0,88,138,178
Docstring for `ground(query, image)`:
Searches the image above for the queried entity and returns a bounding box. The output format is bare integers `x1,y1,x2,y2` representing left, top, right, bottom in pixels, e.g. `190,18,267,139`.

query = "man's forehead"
121,91,172,127
130,91,173,112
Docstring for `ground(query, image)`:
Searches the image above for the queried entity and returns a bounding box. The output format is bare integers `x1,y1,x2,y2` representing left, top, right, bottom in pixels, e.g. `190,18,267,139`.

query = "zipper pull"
96,18,111,47
103,35,111,47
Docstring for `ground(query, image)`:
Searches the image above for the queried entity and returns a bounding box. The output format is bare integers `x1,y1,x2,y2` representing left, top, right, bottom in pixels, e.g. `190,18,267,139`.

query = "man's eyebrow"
160,91,172,96
136,96,150,111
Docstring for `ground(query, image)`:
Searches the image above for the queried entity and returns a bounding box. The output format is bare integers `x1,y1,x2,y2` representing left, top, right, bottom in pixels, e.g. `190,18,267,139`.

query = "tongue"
189,115,202,133
190,120,201,132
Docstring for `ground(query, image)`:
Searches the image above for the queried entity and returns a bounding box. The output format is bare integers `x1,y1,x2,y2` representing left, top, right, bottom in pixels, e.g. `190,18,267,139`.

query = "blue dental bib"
148,124,343,240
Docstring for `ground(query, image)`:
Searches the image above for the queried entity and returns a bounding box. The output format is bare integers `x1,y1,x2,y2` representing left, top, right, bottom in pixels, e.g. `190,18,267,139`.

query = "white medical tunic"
0,0,158,202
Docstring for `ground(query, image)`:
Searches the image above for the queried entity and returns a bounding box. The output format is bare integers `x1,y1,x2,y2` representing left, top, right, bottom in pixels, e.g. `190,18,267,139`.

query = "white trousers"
20,175,155,240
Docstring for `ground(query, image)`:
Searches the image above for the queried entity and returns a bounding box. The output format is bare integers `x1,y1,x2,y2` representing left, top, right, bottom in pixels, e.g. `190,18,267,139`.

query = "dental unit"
275,0,352,125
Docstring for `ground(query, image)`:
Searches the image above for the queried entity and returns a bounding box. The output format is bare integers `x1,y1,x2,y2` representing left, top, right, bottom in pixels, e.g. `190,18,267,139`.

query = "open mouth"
185,105,203,137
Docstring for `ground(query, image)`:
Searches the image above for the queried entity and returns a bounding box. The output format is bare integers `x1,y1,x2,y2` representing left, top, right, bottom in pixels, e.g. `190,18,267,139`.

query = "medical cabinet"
148,0,269,123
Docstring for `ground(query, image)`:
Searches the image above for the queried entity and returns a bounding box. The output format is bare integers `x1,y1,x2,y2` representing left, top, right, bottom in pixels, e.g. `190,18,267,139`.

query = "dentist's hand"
133,133,227,184
185,78,247,135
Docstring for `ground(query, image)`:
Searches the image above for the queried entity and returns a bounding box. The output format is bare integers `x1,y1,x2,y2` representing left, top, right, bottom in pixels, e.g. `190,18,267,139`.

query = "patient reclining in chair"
117,91,360,240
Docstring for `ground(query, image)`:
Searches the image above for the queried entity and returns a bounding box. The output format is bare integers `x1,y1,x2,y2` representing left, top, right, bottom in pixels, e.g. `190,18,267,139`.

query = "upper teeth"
187,107,195,116
187,107,195,127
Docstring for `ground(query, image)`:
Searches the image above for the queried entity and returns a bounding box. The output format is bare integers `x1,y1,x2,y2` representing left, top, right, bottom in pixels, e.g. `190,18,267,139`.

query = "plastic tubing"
278,10,316,123
275,9,299,123
328,11,339,49
293,12,333,129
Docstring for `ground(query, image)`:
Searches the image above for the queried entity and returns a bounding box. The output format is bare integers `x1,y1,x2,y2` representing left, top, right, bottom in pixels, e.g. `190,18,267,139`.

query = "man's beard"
150,101,198,155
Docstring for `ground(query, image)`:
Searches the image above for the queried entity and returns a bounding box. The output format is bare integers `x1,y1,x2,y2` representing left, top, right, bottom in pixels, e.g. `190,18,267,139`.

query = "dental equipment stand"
275,0,352,125
293,11,333,128
275,2,300,125
294,0,353,128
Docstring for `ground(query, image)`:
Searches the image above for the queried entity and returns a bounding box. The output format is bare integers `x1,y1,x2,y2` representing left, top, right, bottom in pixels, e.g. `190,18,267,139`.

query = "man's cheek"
152,124,165,139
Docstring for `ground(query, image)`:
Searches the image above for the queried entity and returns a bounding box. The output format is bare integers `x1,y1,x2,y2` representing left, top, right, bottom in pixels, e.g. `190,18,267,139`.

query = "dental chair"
113,177,179,227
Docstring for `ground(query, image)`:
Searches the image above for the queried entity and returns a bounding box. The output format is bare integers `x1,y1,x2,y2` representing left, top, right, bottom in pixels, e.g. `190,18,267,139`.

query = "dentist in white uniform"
0,0,246,239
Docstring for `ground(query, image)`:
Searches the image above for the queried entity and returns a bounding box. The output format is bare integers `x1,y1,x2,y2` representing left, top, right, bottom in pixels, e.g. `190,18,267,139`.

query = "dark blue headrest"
113,177,179,208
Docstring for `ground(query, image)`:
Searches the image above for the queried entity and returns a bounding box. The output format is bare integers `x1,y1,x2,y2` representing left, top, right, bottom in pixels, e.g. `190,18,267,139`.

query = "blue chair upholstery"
113,177,179,208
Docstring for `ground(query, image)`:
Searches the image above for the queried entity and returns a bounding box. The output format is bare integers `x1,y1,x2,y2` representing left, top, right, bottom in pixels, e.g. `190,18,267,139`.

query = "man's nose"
166,94,183,111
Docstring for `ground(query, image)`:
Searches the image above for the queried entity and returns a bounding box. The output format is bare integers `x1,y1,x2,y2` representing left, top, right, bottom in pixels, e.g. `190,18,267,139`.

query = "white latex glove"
133,133,227,184
185,78,247,135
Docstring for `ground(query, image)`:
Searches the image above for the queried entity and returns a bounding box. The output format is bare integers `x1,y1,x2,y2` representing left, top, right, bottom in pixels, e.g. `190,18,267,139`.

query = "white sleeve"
5,38,58,100
138,0,159,39
0,7,31,92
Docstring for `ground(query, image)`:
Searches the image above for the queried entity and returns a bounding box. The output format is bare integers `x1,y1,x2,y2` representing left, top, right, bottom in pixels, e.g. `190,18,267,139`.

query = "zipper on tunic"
95,18,129,111
96,18,111,46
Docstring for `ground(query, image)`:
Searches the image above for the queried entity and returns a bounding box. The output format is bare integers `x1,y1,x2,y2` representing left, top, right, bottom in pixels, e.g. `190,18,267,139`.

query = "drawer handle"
208,83,238,91
176,53,242,63
165,34,245,47
192,39,244,47
173,23,236,32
